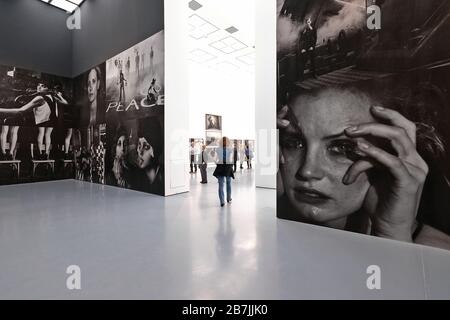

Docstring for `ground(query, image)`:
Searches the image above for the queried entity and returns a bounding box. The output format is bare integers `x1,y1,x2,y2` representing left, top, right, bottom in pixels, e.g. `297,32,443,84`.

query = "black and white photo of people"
104,30,165,195
73,64,107,184
0,65,75,185
277,0,450,250
105,116,164,195
105,30,164,123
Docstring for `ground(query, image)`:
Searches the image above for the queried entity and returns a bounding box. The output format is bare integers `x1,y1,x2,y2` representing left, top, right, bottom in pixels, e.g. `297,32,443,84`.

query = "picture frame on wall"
205,131,222,148
205,114,222,131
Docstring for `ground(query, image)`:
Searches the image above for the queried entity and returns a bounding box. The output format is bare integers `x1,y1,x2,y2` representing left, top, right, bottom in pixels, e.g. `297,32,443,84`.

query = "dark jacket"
213,147,235,179
299,26,317,51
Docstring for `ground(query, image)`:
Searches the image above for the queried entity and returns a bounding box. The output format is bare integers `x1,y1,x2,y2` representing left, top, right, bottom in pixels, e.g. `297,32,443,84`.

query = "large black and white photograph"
105,115,164,196
105,30,165,123
205,114,222,131
73,63,107,184
277,0,450,250
103,30,165,196
0,65,75,185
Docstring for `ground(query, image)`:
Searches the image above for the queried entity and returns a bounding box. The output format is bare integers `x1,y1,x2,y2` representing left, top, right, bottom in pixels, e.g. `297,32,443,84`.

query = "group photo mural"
0,65,76,185
276,0,450,250
0,28,165,197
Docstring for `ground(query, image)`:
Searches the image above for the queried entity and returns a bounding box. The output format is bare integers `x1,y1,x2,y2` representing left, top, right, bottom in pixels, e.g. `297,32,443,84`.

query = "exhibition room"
1,0,450,301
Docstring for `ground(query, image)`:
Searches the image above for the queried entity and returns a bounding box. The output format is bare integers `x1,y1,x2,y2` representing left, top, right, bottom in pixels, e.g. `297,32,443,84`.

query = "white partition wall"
255,0,277,189
164,0,190,196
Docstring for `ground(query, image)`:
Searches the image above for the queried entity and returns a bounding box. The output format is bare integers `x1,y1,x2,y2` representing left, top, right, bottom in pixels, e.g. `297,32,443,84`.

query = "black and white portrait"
105,115,164,195
205,114,222,131
277,0,450,250
73,63,107,185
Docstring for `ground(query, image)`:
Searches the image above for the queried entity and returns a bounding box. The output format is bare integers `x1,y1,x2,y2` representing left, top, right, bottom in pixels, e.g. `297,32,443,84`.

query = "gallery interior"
1,0,450,300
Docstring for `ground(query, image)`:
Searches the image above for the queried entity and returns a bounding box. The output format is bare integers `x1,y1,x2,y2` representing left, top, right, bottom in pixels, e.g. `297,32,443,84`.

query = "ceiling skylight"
39,0,85,13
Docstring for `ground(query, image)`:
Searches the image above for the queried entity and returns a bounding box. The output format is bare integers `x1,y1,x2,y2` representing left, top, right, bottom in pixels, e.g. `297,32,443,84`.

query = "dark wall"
0,0,73,77
72,0,164,77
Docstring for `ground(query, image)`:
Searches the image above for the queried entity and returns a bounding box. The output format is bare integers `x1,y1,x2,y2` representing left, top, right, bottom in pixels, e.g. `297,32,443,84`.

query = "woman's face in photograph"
37,83,48,93
87,69,100,104
137,137,154,169
115,135,127,159
280,89,375,224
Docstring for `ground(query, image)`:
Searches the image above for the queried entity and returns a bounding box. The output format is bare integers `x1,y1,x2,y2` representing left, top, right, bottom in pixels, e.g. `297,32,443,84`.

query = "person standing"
213,137,234,207
245,144,253,169
119,70,127,102
199,144,208,184
135,51,140,80
233,141,238,173
189,141,197,173
298,17,317,80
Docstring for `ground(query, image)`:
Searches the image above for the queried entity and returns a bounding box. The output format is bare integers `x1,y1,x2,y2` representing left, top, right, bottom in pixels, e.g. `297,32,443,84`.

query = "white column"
164,0,190,196
255,0,277,189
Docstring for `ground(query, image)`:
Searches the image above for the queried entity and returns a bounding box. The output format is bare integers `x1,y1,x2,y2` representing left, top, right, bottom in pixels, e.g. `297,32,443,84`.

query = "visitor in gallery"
277,84,450,250
245,144,253,169
199,144,208,184
189,141,197,173
213,137,235,207
233,140,239,173
239,142,245,170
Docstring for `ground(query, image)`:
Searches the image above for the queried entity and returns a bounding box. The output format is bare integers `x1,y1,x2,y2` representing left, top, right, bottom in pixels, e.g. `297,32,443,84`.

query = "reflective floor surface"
1,168,450,299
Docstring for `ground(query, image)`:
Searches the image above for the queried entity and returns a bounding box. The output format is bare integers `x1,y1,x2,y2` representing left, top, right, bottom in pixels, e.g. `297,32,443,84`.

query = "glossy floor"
1,168,450,299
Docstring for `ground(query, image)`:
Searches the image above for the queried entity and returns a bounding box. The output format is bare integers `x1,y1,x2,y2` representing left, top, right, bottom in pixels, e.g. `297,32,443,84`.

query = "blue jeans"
218,176,232,205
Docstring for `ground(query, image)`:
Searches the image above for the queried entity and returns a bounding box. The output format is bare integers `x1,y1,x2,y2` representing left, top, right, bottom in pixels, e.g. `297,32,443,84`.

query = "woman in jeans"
213,136,235,207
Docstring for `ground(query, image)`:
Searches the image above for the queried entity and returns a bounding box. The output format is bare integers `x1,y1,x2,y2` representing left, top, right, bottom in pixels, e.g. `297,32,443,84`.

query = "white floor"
1,168,450,299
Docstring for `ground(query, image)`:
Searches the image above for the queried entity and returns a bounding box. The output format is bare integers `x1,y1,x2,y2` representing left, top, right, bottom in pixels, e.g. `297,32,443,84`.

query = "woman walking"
213,137,235,207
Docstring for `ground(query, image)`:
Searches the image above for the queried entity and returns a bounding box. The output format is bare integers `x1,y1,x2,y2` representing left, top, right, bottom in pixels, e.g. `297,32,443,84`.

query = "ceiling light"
39,0,86,13
189,0,203,11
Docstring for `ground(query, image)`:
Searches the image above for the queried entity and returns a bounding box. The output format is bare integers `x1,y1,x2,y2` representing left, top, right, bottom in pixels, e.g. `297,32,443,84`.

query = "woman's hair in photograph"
137,116,163,161
113,124,129,155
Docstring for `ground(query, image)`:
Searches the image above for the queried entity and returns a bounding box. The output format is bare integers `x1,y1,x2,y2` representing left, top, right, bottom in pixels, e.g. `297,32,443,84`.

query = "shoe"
5,151,13,161
220,203,225,207
227,199,232,204
0,153,5,161
200,181,207,184
64,152,73,160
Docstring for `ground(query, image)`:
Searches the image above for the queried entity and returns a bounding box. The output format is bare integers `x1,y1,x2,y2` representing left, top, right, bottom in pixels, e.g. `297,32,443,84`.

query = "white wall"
164,0,190,196
255,0,277,189
188,64,255,141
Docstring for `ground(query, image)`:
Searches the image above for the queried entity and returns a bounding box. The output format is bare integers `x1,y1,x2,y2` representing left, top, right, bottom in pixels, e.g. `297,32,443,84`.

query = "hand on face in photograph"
344,106,429,242
279,89,429,242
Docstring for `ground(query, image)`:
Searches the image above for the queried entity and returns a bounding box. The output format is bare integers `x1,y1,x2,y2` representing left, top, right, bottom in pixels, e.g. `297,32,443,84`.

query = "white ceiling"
188,0,256,76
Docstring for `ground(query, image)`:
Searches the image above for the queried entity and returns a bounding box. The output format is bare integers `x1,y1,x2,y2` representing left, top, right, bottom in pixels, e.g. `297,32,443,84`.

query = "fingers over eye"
343,159,375,185
370,106,417,144
356,141,411,181
345,123,415,158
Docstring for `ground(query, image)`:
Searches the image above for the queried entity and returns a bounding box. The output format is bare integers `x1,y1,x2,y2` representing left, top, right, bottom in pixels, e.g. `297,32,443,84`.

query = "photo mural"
0,65,76,185
104,30,165,195
276,0,450,250
0,28,165,197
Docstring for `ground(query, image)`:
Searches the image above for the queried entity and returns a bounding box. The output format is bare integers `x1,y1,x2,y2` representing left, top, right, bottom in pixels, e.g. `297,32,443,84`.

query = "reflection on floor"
0,168,449,299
